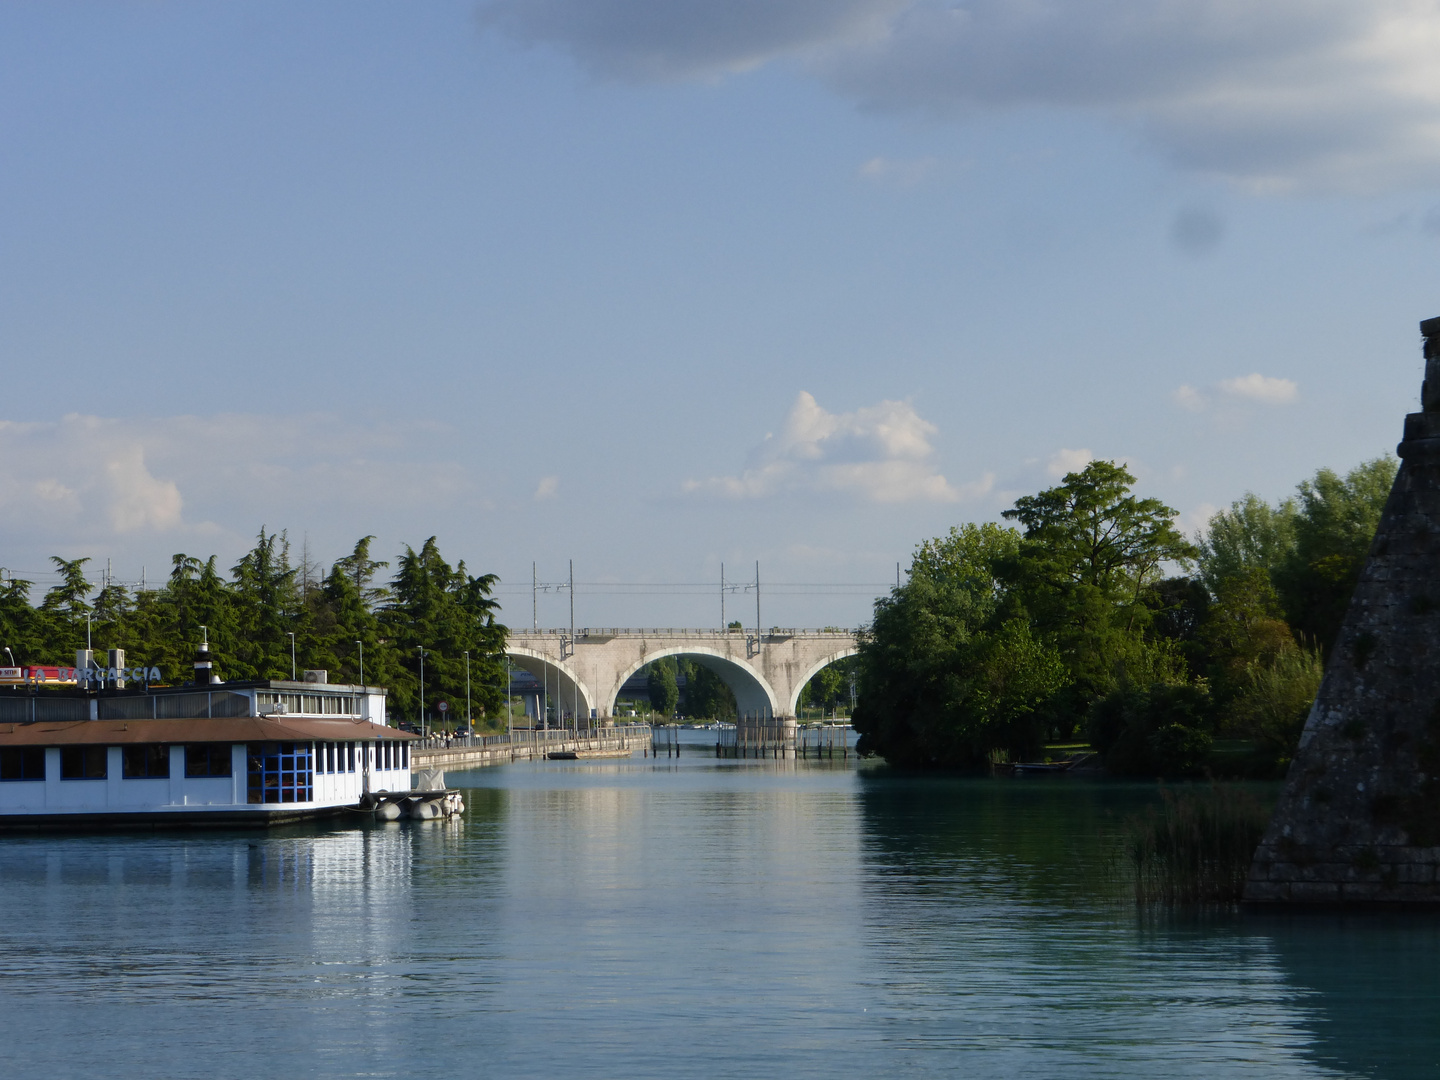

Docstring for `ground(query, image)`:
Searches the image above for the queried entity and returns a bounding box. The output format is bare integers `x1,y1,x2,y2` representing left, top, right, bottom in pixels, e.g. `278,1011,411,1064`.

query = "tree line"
853,456,1397,776
0,531,506,729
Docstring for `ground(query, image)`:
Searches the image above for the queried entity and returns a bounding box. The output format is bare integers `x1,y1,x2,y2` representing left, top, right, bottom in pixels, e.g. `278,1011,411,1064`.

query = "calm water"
0,736,1436,1079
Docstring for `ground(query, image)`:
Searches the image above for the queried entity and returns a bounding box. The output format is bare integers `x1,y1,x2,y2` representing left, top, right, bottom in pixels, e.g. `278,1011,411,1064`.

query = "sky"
4,0,1440,629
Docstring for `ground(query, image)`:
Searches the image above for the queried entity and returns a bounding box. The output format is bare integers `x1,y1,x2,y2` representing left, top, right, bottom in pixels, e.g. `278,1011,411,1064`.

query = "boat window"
0,747,46,781
185,744,232,778
122,744,171,779
245,742,313,804
60,746,108,780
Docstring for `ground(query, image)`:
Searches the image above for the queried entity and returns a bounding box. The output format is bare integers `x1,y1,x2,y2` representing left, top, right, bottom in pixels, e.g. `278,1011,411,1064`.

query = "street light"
416,646,426,738
464,650,471,731
287,632,296,681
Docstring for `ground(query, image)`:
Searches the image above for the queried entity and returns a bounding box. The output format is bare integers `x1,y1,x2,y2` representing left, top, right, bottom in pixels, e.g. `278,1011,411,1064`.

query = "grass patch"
1122,783,1272,905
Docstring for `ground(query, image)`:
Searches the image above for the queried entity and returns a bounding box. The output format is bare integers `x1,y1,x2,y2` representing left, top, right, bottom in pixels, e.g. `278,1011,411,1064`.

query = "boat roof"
0,715,417,746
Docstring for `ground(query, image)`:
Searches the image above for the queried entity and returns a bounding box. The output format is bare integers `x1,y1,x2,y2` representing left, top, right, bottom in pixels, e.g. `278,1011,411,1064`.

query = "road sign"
437,701,448,713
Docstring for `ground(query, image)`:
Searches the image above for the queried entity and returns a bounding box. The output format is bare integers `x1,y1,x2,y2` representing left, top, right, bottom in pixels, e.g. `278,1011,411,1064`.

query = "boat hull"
0,804,357,832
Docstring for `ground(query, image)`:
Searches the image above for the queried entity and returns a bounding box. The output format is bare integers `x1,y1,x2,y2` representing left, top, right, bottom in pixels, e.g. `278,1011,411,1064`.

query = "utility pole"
417,647,426,737
287,632,296,680
720,563,724,629
755,560,761,642
532,562,537,631
464,650,471,729
356,640,364,688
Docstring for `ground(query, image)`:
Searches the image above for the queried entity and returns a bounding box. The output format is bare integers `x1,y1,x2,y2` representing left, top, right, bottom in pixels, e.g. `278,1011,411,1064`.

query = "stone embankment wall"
1246,317,1440,904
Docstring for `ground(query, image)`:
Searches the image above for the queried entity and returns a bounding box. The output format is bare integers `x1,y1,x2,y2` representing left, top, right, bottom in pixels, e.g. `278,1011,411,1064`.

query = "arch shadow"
505,647,595,723
786,648,858,717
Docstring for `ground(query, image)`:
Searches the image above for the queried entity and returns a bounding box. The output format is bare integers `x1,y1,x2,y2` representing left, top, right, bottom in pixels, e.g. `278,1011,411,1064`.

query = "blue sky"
3,1,1440,628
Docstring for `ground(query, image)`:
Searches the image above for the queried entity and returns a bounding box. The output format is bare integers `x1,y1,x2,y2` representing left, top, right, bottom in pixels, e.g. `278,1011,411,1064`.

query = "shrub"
1088,682,1214,777
1123,784,1272,904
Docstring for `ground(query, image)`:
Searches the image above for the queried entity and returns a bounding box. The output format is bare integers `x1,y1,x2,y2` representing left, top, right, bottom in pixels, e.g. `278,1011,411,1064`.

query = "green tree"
646,657,679,717
1196,493,1297,595
1000,460,1197,722
0,576,41,663
854,523,1067,766
382,538,505,729
678,658,736,720
316,536,390,686
228,528,300,680
1276,456,1397,654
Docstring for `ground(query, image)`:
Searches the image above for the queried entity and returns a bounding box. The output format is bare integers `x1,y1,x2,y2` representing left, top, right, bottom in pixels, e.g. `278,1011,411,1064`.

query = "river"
0,734,1435,1079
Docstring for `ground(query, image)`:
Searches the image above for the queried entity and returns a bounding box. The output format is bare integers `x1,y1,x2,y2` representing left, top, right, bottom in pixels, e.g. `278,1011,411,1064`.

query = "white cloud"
0,412,474,565
1046,447,1094,478
858,155,938,187
1218,373,1299,404
534,475,560,499
1173,385,1208,412
686,391,978,503
1173,374,1298,411
1176,501,1220,539
483,0,1440,191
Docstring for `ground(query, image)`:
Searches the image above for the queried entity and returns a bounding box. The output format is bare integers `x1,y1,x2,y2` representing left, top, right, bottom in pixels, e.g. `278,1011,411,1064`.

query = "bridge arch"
609,646,779,719
785,647,858,717
505,646,595,723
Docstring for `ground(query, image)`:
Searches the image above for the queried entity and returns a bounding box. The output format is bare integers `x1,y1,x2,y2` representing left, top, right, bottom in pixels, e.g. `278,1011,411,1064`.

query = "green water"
0,745,1434,1078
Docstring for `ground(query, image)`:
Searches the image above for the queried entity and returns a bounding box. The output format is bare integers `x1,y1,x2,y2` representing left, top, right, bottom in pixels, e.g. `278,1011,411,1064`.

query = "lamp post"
356,640,364,688
416,647,426,738
287,632,296,680
464,650,471,731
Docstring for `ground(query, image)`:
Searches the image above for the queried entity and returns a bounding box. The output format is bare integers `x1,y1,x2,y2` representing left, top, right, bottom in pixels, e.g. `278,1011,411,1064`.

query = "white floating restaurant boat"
0,637,455,830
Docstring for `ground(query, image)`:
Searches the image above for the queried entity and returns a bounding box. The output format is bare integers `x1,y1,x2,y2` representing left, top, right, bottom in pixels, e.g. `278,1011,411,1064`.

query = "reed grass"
1123,784,1272,905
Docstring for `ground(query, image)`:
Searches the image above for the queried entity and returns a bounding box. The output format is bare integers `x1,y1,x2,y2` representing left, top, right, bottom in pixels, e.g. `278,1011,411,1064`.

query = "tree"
678,659,736,720
382,538,505,729
646,658,679,717
228,528,300,680
1196,493,1297,595
854,523,1067,767
1000,460,1197,721
1276,456,1397,655
802,658,855,714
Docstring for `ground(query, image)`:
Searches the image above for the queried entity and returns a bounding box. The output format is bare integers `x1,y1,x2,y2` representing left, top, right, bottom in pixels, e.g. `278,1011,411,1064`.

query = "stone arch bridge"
505,628,858,720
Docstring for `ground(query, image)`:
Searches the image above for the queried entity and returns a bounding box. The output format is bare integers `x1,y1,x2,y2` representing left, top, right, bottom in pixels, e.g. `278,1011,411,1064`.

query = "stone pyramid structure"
1246,316,1440,904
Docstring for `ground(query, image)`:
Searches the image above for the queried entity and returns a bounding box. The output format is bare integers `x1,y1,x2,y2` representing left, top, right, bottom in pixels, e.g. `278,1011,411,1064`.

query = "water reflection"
0,759,1436,1079
1256,915,1440,1080
853,773,1399,1078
